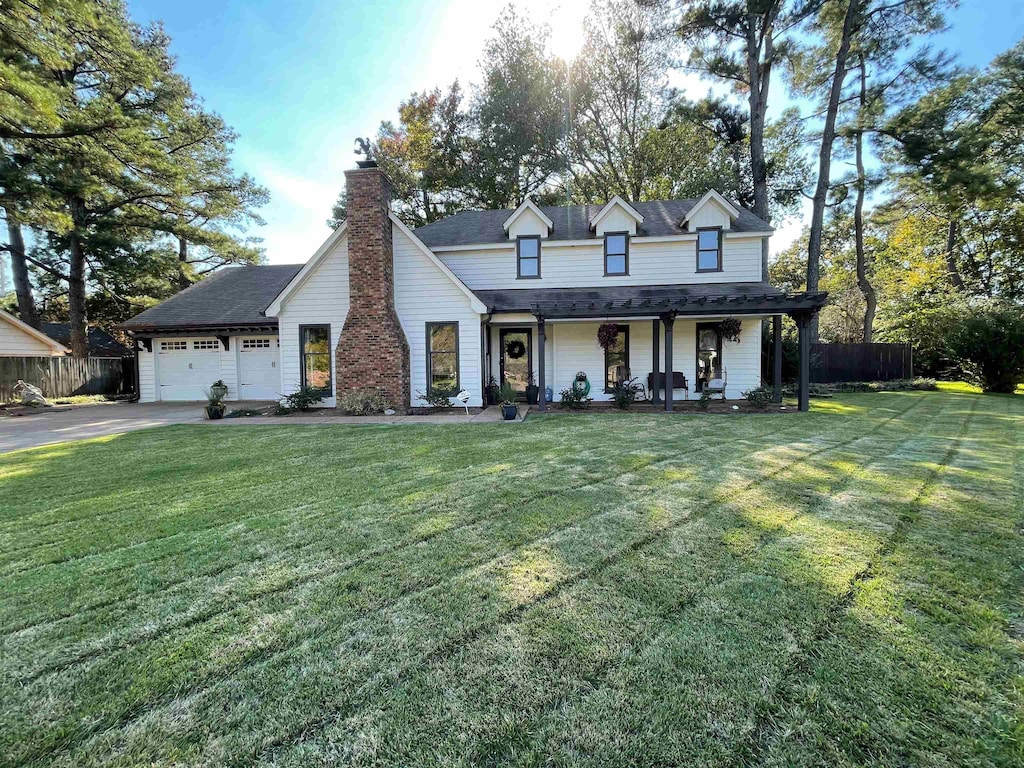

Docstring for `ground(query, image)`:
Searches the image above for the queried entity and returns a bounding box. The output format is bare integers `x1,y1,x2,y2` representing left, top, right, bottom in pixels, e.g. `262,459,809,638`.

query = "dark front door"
696,322,722,391
499,328,532,398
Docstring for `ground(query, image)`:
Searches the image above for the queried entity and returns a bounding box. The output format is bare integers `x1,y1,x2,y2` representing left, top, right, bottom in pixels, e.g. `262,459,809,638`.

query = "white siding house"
123,167,826,411
0,310,68,357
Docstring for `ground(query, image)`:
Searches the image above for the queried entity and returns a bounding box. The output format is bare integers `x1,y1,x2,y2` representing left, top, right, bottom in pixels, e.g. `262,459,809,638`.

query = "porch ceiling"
476,282,827,319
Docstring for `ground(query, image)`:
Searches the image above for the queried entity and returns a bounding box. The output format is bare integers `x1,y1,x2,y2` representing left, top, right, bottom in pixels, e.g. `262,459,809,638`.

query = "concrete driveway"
0,402,214,454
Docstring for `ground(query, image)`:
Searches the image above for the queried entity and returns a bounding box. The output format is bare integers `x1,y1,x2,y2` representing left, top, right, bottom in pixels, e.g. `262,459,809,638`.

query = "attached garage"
238,337,280,400
120,265,303,404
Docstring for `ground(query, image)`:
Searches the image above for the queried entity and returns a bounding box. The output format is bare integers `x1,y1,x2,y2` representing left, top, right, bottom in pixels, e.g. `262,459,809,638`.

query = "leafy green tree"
947,306,1024,392
0,0,266,352
567,0,673,202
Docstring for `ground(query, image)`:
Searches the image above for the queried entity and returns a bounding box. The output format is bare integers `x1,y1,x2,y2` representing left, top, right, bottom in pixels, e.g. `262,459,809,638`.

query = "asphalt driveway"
0,402,213,453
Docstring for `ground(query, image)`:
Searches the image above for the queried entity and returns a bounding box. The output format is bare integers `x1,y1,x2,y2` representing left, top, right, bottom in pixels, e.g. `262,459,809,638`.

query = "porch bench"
648,371,688,400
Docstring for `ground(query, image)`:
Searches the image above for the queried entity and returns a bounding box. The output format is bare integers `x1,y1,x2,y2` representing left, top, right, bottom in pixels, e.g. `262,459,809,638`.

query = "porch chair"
646,371,689,401
703,368,728,401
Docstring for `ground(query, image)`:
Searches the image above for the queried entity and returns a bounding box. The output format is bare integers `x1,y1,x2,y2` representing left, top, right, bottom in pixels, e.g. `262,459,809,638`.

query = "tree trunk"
4,207,40,329
67,196,88,357
853,56,876,343
806,0,860,342
177,236,190,291
745,9,774,227
945,218,965,290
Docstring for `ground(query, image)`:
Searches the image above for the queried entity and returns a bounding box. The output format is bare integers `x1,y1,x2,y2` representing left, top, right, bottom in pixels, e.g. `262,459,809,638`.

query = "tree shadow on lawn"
0,391,1019,767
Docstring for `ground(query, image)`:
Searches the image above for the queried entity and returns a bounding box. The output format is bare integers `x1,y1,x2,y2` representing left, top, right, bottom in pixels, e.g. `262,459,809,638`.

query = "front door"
499,328,532,398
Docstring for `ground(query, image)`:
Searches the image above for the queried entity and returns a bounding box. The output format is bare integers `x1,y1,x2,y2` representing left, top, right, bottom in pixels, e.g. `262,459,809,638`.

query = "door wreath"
505,339,527,359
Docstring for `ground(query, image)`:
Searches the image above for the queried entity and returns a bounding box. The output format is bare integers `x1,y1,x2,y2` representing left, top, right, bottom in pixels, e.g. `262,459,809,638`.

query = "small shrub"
912,377,938,391
485,376,500,405
947,307,1024,393
742,386,773,410
610,377,642,409
497,381,517,406
558,387,592,410
696,390,712,410
339,388,391,415
280,386,324,411
416,388,453,409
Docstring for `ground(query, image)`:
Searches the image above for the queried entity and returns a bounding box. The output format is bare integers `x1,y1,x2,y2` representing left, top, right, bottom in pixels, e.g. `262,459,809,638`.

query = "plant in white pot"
209,379,229,401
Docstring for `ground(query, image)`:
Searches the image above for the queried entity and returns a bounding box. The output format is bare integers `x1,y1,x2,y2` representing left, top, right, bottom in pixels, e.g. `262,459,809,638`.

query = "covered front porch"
478,283,827,412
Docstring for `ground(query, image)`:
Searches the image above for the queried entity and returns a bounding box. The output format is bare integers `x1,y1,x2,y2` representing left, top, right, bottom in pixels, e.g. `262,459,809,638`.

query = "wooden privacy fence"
0,356,132,402
810,343,913,383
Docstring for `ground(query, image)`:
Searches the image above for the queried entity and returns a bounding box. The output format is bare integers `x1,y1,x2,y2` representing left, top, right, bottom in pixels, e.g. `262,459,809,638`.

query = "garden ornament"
13,380,50,406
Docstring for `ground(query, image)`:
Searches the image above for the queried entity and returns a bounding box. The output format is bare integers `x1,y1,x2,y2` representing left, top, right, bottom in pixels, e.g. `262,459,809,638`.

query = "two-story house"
122,162,826,411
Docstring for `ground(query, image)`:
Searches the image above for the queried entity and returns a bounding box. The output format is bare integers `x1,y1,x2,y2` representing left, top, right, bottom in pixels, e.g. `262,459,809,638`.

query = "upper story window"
517,236,541,279
604,233,629,276
697,228,723,272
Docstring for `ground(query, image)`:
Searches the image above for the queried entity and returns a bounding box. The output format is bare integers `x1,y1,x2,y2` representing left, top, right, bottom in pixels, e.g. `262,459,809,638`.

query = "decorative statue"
354,137,373,165
13,380,49,406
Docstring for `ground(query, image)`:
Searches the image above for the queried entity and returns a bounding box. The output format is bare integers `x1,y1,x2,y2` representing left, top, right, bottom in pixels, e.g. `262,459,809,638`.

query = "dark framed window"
426,322,460,394
696,227,723,272
517,236,541,279
604,324,629,391
299,325,332,393
696,322,722,391
604,232,629,276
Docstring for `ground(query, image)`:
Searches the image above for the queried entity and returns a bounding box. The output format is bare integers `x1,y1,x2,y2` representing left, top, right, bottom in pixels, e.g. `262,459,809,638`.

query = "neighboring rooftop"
41,323,131,357
120,265,303,331
413,198,772,249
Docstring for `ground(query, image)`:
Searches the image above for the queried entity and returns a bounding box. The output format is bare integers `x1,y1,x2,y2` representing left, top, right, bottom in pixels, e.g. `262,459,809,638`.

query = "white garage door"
157,339,222,401
238,337,280,400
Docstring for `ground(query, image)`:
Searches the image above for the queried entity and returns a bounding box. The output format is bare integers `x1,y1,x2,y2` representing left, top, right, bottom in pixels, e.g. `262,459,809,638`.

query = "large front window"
696,323,722,391
300,325,331,393
604,324,629,391
427,322,459,393
604,233,629,275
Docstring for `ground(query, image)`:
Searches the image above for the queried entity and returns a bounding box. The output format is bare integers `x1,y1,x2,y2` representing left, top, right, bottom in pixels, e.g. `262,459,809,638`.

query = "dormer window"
697,228,723,272
604,233,629,276
517,236,541,278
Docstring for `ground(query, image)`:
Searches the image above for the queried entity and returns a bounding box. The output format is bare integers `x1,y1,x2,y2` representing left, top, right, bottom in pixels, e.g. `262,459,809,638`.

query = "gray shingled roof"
413,199,772,249
120,265,303,330
41,323,130,356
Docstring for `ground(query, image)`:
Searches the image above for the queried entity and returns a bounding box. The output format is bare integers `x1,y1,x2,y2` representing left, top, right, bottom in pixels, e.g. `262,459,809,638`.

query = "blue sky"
2,0,1022,292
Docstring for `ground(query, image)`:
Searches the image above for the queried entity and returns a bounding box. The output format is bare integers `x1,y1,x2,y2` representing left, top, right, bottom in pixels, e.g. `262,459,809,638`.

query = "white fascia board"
265,222,348,316
389,212,488,314
588,195,644,230
0,309,69,353
429,230,773,253
501,198,554,233
680,189,741,225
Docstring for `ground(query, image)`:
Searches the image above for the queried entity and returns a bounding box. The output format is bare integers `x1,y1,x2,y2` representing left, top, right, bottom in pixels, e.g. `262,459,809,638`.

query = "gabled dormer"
680,189,740,232
589,195,644,237
503,198,553,240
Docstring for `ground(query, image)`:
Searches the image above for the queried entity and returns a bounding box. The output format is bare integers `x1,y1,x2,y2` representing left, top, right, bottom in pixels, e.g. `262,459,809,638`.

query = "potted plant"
204,387,227,420
597,323,620,350
498,381,518,421
525,371,539,404
718,318,742,343
485,376,500,406
209,379,229,401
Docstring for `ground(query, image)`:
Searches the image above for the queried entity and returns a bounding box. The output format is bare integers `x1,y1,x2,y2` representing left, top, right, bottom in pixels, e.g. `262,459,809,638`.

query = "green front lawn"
1,390,1021,767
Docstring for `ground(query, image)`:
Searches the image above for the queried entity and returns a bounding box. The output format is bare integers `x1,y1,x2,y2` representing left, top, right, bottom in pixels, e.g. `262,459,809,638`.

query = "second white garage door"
157,339,222,401
238,337,280,400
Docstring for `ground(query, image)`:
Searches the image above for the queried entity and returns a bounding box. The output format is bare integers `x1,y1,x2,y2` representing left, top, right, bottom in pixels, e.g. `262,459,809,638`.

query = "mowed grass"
0,390,1021,767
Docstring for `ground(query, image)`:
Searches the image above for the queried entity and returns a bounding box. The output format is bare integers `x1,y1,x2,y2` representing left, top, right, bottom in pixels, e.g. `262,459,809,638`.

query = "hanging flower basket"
505,339,526,359
718,318,742,343
597,323,620,350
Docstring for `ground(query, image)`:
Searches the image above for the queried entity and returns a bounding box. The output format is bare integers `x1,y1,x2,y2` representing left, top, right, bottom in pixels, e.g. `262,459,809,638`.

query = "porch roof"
475,282,828,319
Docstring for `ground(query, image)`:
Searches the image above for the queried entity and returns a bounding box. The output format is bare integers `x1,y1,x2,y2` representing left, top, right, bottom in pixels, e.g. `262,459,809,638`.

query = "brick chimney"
335,165,411,408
